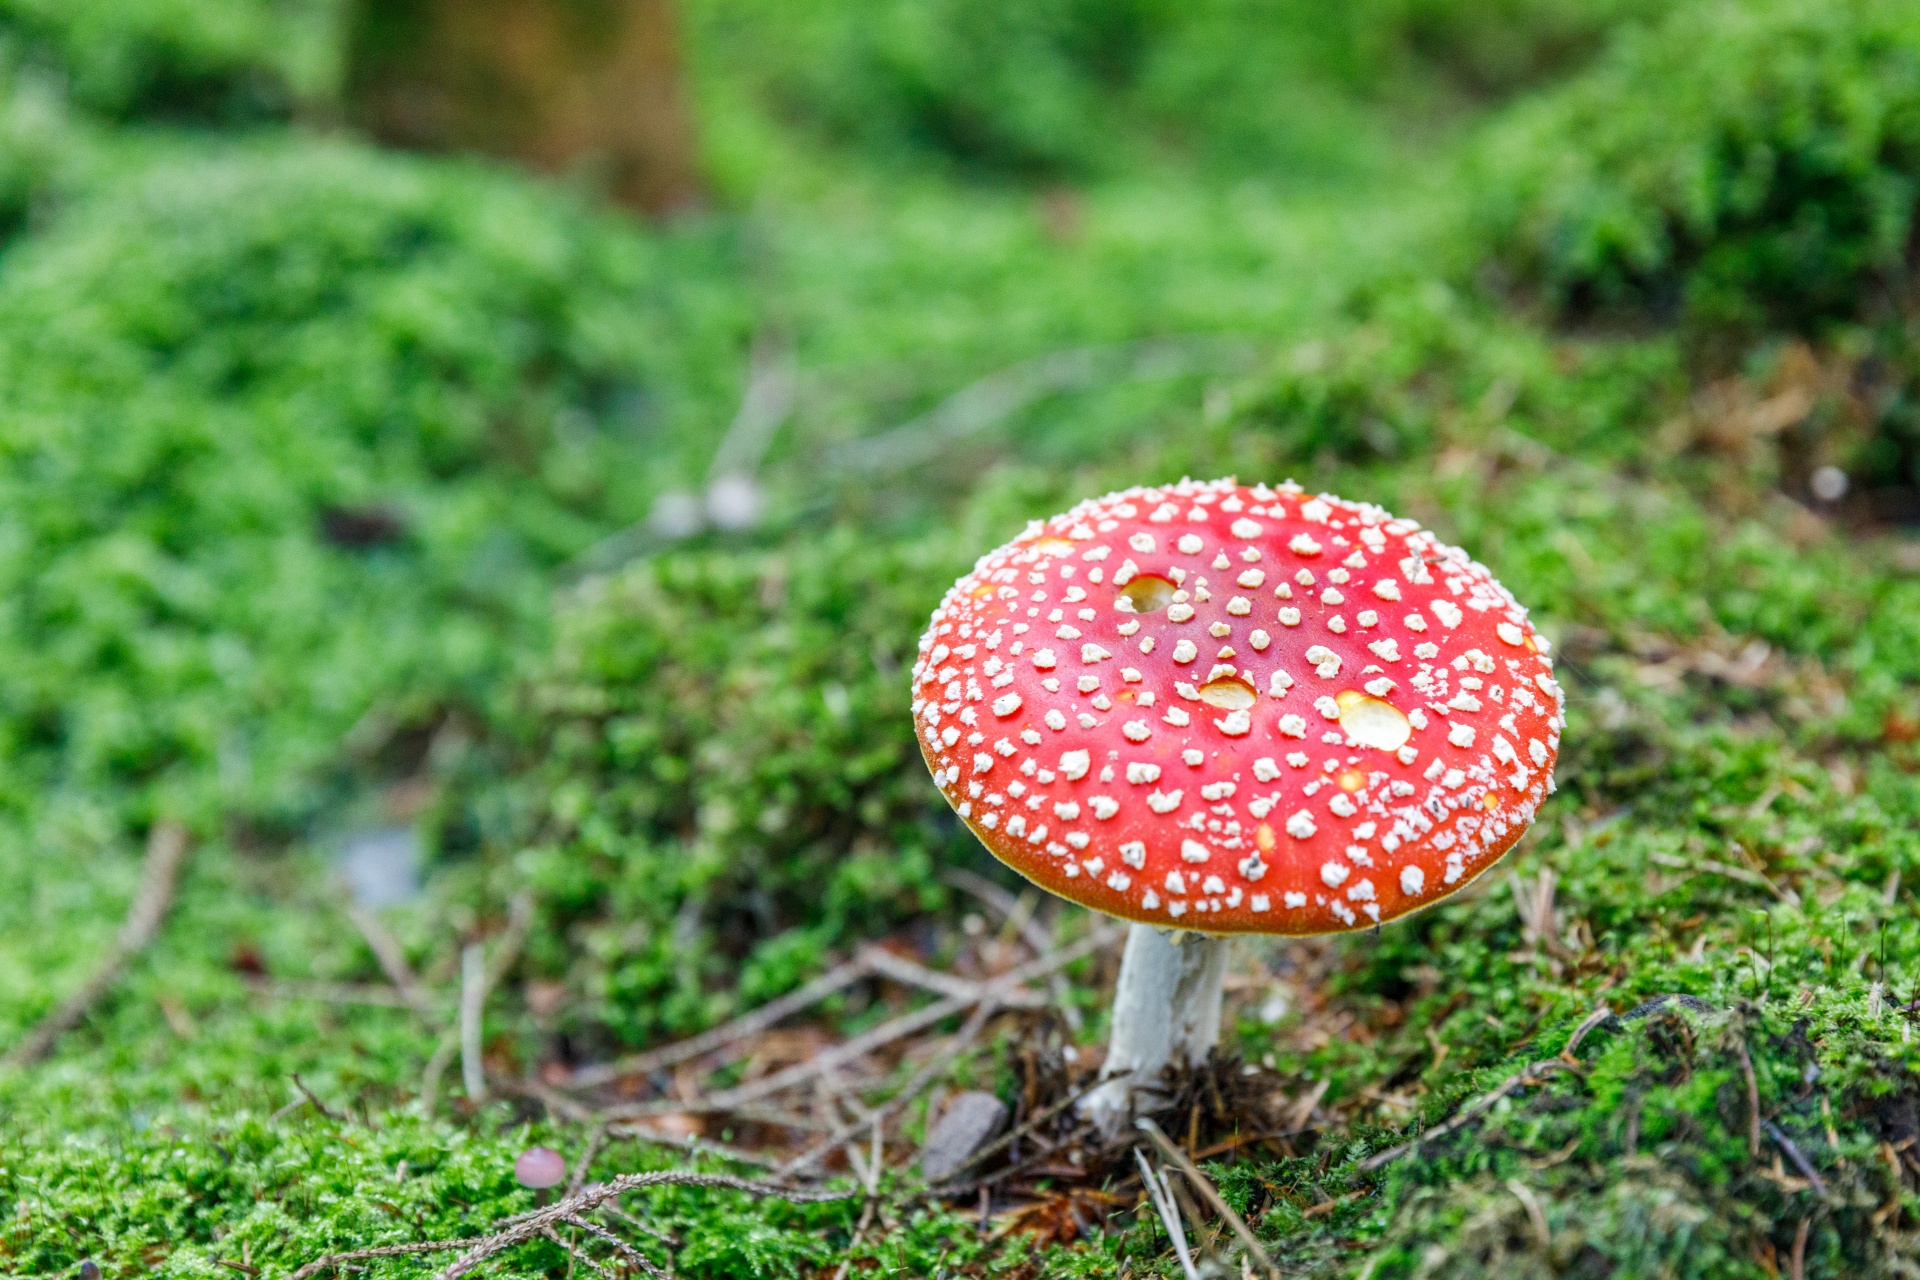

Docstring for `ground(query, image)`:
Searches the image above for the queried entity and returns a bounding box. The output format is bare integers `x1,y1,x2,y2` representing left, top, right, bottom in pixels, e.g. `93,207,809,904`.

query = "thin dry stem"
345,903,437,1026
566,956,873,1090
1135,1117,1278,1278
5,821,189,1067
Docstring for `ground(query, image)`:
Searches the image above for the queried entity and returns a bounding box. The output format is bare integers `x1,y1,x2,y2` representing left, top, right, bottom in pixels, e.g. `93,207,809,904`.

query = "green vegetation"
1475,0,1920,337
1,0,1919,1276
0,0,335,122
0,140,746,835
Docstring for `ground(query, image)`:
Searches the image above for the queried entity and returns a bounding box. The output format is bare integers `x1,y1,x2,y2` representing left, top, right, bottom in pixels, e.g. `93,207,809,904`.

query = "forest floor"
3,2,1920,1277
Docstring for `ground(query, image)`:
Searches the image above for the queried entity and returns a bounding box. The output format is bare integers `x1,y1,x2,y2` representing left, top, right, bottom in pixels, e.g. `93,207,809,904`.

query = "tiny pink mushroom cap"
514,1146,568,1189
911,479,1564,934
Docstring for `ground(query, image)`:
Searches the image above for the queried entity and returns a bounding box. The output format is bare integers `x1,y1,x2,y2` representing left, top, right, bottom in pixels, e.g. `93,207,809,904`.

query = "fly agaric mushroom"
910,479,1562,1133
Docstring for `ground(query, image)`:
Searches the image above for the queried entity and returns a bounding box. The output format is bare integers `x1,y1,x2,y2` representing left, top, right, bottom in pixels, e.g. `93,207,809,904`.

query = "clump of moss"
442,525,992,1051
0,139,746,832
0,0,335,123
1473,0,1920,338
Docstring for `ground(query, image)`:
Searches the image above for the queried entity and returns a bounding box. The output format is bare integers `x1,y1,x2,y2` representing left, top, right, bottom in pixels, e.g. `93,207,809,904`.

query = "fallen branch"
291,1171,850,1280
5,821,189,1067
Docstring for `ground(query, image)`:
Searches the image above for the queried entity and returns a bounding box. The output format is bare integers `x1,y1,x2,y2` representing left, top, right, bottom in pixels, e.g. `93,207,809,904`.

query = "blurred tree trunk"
345,0,701,215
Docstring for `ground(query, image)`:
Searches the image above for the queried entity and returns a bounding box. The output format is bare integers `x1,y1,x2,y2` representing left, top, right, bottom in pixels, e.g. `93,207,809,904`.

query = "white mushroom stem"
1080,923,1230,1138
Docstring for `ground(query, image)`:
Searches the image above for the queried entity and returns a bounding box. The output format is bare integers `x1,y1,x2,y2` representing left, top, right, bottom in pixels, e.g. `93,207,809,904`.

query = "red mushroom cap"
911,479,1563,935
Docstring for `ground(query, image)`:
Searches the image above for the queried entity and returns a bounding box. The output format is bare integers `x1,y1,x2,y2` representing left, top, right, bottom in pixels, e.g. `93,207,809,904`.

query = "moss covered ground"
2,1,1920,1276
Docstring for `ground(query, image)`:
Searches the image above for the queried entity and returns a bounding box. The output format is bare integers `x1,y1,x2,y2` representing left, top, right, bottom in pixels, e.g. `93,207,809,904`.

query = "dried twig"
1646,850,1799,907
942,868,1055,958
606,932,1109,1122
459,943,488,1103
781,997,1000,1177
942,868,1081,1029
1285,1079,1331,1133
569,1123,610,1197
420,1032,461,1113
1135,1118,1277,1278
345,904,437,1026
423,892,533,1110
540,1225,614,1280
565,955,873,1090
825,337,1258,476
562,1214,666,1279
292,1073,345,1122
247,978,436,1011
5,821,189,1067
456,940,487,1105
831,1125,884,1280
861,945,1047,1008
1766,1121,1827,1195
287,1237,488,1278
609,1123,781,1171
1734,1036,1761,1158
1507,1178,1550,1248
1135,1148,1200,1280
293,1171,849,1280
1562,1003,1616,1060
1359,1060,1581,1171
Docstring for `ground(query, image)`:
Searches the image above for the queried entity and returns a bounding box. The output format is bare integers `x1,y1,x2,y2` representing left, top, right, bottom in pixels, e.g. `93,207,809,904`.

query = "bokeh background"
4,1,1920,1276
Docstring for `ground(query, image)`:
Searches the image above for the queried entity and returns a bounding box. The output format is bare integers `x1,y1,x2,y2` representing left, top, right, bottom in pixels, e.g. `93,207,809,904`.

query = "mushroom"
514,1146,568,1190
910,479,1563,1134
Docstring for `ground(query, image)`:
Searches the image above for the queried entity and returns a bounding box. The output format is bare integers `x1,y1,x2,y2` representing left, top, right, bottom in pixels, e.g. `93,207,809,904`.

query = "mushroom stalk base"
1080,923,1229,1139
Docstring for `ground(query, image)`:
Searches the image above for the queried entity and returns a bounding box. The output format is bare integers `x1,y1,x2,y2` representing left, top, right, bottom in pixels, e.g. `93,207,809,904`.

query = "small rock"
920,1091,1008,1182
514,1146,568,1189
336,827,421,908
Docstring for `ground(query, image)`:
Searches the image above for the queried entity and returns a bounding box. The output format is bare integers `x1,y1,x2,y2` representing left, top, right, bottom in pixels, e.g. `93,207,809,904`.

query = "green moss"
0,2,1915,1276
0,139,747,832
1472,0,1920,338
0,0,337,123
452,527,984,1049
